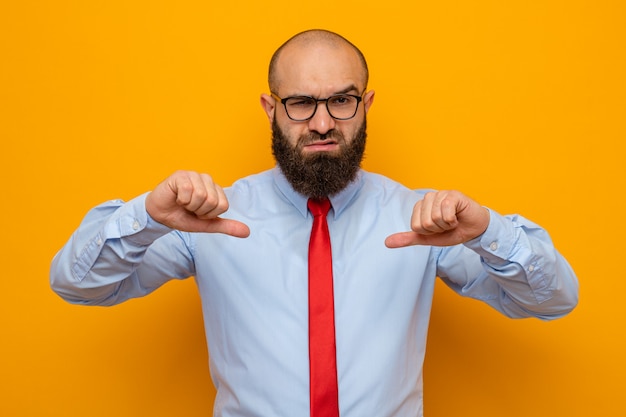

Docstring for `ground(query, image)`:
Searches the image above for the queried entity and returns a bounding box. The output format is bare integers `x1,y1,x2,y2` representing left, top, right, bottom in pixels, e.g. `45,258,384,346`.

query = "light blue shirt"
50,167,578,417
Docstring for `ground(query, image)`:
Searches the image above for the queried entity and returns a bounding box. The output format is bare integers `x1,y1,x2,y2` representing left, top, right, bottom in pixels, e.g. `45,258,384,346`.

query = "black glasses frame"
271,93,363,121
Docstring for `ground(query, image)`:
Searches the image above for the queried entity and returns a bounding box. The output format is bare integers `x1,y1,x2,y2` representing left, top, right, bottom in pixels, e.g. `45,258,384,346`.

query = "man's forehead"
274,42,366,93
278,39,356,66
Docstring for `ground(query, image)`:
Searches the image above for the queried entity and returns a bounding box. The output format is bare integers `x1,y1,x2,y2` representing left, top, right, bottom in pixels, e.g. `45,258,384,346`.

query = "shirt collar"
272,166,364,220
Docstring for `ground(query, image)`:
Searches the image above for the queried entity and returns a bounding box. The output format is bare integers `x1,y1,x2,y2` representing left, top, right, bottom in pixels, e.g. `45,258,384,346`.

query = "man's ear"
260,93,276,124
363,90,375,113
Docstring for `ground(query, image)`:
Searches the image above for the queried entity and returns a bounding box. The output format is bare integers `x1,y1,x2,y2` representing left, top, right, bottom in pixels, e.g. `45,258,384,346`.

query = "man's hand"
385,190,489,248
145,170,250,238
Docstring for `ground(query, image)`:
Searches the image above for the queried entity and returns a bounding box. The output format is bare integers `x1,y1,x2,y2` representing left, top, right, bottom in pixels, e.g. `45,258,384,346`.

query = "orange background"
2,1,625,416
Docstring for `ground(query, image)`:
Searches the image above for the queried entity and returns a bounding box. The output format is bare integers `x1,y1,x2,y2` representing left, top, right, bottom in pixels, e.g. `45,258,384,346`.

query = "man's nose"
307,102,336,135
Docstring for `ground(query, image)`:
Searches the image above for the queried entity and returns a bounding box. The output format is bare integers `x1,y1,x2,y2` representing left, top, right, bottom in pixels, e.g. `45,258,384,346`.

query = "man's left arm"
385,190,579,319
438,209,578,319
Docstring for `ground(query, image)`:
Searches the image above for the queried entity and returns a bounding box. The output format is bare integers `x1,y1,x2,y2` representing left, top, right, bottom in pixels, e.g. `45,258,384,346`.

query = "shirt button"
96,238,103,246
489,241,498,251
529,265,535,272
132,220,140,231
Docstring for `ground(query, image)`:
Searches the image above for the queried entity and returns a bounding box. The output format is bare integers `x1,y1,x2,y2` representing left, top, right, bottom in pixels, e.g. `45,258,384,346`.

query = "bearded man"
51,29,578,417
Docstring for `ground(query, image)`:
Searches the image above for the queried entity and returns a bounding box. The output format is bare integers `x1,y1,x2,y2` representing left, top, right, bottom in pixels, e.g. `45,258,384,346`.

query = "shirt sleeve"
50,193,196,306
435,208,579,320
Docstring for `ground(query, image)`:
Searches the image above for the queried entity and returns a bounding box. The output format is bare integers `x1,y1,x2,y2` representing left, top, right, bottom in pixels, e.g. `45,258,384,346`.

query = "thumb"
202,218,251,238
385,231,427,248
181,216,250,238
385,231,446,248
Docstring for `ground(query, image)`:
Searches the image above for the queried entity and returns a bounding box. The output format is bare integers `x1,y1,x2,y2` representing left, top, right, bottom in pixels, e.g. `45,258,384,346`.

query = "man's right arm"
50,194,195,306
50,170,250,306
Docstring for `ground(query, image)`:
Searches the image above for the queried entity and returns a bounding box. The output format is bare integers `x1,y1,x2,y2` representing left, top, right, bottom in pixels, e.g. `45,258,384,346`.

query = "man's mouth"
302,139,339,153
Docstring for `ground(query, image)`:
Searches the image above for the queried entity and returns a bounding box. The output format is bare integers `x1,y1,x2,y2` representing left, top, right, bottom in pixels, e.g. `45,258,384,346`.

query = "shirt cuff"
113,193,173,246
463,208,516,266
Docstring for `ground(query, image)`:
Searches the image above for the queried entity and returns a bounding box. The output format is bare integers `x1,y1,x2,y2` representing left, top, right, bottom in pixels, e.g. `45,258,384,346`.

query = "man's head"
260,29,375,199
267,30,369,94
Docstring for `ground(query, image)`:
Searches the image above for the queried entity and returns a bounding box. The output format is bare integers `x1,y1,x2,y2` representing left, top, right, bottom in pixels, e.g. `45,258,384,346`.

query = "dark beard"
271,119,367,199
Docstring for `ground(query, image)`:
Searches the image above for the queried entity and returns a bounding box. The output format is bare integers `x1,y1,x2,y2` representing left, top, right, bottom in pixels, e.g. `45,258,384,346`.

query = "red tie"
307,198,340,417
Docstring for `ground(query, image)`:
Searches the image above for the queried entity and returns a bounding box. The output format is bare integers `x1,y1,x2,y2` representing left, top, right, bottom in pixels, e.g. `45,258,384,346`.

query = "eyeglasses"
271,93,363,121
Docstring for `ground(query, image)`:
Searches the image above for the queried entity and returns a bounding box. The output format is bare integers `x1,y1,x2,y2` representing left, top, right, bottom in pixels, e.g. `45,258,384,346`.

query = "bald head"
268,29,369,94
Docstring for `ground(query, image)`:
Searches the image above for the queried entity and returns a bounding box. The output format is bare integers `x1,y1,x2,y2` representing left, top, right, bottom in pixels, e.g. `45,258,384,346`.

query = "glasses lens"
327,95,359,119
284,97,317,120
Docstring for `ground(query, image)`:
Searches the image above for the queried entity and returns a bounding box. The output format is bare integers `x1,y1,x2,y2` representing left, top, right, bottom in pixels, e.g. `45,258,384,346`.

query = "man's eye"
329,95,352,105
289,98,315,107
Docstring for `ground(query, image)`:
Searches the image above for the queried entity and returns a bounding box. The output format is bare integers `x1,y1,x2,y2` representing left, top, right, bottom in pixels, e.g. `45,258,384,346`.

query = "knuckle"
200,173,214,183
202,192,218,210
176,183,193,202
422,220,437,232
194,187,209,201
411,219,427,234
218,197,230,213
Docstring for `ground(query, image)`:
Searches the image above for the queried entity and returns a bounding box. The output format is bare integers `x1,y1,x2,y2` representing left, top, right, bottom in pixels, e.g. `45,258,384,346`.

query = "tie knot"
308,198,331,217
